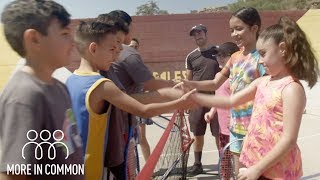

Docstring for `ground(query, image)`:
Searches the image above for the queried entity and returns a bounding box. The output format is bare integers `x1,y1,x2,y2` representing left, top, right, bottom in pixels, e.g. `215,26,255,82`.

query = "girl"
182,7,265,174
192,16,319,180
204,42,239,180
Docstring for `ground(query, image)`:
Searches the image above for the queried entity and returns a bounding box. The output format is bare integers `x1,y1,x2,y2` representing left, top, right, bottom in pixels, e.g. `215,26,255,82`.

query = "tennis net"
136,110,194,180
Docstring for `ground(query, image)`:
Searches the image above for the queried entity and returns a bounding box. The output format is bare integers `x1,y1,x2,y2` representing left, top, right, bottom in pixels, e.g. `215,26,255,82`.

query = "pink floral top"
240,76,302,180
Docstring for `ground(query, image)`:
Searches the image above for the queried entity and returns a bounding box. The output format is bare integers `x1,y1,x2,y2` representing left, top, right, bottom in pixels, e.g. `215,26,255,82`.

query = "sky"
0,0,237,19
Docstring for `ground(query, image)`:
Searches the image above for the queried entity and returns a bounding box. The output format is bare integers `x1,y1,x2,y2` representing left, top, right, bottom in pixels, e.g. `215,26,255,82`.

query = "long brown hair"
259,16,319,88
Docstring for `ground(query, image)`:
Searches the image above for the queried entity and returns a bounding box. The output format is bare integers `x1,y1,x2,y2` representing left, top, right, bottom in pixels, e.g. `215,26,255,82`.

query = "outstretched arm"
185,69,192,80
182,72,228,92
183,55,233,92
143,78,176,91
130,88,185,104
238,82,306,180
95,81,195,118
192,77,261,109
204,107,217,123
121,54,176,92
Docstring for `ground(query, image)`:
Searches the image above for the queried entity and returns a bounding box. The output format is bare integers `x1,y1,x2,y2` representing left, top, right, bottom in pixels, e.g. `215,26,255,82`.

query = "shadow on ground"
151,164,219,179
186,164,219,180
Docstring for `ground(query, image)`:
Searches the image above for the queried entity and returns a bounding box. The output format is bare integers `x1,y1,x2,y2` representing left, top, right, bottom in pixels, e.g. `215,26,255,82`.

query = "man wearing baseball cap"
185,24,220,176
189,24,207,36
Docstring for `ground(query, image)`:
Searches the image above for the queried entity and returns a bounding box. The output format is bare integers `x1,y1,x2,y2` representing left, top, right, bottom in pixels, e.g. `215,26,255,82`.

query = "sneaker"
187,163,203,176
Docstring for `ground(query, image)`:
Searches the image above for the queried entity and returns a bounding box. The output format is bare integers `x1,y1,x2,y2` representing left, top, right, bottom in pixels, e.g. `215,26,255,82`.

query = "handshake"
171,80,212,112
171,79,220,115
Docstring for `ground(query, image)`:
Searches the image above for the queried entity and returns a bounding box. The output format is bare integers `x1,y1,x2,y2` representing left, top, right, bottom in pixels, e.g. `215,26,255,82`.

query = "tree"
227,0,318,11
135,1,169,16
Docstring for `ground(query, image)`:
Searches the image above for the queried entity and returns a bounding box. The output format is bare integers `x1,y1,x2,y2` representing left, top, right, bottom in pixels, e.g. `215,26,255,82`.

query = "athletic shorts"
229,131,245,154
188,107,219,137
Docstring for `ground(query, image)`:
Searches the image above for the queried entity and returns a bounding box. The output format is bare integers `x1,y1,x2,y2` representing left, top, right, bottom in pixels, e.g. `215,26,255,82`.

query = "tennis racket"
218,138,244,180
124,114,140,180
124,127,138,180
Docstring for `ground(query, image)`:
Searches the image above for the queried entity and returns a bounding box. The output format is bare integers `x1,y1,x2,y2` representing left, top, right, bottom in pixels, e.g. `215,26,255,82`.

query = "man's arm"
185,69,192,80
123,54,176,92
122,54,153,87
182,54,231,91
143,78,176,91
185,53,193,81
131,87,185,104
182,72,228,92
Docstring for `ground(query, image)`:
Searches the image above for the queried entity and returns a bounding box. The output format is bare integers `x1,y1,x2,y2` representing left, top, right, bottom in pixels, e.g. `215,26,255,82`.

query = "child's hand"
204,112,212,123
173,81,192,95
237,166,261,180
179,88,197,110
180,88,197,100
173,82,184,89
204,107,217,123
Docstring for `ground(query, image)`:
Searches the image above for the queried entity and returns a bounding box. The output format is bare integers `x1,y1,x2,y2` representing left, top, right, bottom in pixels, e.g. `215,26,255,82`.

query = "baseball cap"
217,42,239,57
189,24,207,36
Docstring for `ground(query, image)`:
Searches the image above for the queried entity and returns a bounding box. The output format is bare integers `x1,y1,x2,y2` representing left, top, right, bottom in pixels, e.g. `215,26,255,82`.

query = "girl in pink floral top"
192,16,319,180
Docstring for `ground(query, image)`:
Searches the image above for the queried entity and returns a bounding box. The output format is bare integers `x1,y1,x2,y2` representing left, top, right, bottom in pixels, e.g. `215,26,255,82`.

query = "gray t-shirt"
112,45,153,94
0,71,84,179
103,69,127,167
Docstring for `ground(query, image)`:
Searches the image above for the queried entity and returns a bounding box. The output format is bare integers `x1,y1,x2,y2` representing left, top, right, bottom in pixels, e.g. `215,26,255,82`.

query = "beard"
196,38,207,47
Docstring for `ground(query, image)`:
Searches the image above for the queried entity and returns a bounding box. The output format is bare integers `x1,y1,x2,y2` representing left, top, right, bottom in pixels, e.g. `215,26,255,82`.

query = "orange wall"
0,10,313,90
67,11,306,81
0,25,21,90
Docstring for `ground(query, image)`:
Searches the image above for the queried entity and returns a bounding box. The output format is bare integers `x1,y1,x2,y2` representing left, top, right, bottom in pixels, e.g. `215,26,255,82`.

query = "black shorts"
188,107,219,137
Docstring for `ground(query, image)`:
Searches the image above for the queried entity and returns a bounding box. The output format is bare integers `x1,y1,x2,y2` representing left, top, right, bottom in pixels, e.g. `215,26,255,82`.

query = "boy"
67,19,195,179
0,0,83,180
97,12,177,179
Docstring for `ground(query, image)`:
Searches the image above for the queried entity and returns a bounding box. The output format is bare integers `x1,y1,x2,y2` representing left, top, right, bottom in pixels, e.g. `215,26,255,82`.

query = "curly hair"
259,16,319,88
107,10,132,26
96,13,129,35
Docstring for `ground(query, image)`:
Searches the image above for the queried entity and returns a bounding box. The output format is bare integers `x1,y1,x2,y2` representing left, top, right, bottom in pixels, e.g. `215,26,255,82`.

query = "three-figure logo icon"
22,129,69,160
